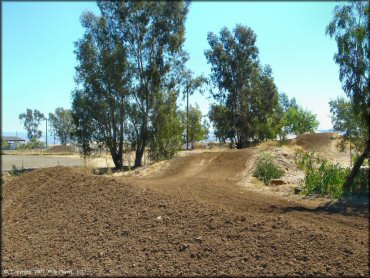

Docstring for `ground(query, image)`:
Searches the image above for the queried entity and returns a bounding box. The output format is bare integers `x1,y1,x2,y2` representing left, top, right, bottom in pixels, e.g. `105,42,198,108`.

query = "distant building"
2,136,26,150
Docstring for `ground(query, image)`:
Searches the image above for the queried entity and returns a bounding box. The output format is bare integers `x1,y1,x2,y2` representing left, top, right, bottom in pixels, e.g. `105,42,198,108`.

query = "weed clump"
295,150,368,198
253,152,284,185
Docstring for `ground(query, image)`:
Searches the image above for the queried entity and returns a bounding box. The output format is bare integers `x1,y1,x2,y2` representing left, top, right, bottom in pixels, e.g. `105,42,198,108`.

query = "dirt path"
121,147,367,232
115,147,368,269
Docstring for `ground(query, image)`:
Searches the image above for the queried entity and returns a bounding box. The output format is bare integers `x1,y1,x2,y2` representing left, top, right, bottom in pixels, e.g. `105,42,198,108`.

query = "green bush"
17,138,45,150
10,164,22,176
1,139,10,150
295,150,368,198
253,152,284,185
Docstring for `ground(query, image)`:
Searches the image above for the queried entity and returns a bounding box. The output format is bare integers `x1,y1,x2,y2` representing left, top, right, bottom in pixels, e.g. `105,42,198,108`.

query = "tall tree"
98,1,190,166
181,104,209,149
19,109,45,141
180,70,206,150
208,104,234,143
326,1,369,191
282,107,319,137
205,25,279,148
72,10,131,168
49,107,74,145
148,91,184,162
329,97,366,152
275,92,300,140
329,97,366,167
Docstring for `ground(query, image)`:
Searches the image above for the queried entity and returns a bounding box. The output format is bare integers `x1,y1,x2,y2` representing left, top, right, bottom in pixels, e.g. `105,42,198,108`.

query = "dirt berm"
45,145,73,153
2,167,368,276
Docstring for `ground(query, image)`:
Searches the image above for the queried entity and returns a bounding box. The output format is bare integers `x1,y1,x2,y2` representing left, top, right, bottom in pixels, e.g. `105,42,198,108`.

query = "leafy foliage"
295,150,368,198
326,2,369,119
148,92,184,162
253,152,284,185
329,97,366,163
180,104,209,149
49,108,74,146
72,9,131,168
282,107,319,136
205,25,279,148
1,139,9,150
17,137,45,150
208,104,234,143
95,1,190,167
275,93,299,140
180,69,207,150
19,109,45,141
326,1,370,190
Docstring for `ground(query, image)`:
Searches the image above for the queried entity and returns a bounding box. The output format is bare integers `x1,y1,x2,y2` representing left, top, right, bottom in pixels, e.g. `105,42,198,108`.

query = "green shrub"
253,152,284,185
295,150,368,198
1,139,9,150
10,164,23,176
17,138,45,150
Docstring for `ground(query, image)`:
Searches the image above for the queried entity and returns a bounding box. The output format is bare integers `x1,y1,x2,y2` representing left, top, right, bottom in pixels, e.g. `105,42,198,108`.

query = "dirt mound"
2,167,368,276
293,132,351,167
45,145,73,153
294,132,339,152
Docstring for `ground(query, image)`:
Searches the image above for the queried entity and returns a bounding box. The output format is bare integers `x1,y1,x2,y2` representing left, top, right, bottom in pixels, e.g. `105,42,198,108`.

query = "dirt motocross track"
2,134,369,276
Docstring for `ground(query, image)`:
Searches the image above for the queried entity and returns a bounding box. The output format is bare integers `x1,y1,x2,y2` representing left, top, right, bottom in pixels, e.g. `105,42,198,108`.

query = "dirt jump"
2,133,368,276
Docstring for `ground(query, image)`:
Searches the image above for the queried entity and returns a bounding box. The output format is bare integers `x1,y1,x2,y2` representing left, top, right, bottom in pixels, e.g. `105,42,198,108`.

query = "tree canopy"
329,97,366,152
181,104,209,149
19,109,45,141
72,1,190,168
282,107,319,137
49,107,74,146
326,1,369,191
72,9,131,168
205,25,279,148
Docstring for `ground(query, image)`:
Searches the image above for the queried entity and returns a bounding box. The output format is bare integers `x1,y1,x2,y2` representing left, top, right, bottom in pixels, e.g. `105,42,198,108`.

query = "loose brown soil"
293,132,351,167
2,166,369,276
45,145,73,154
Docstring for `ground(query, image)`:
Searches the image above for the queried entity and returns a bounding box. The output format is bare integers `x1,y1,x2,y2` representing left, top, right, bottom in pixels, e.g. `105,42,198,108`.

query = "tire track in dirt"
3,132,369,277
121,147,368,252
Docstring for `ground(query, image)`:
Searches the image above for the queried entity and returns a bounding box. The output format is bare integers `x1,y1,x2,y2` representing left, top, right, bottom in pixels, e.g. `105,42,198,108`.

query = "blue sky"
2,1,344,136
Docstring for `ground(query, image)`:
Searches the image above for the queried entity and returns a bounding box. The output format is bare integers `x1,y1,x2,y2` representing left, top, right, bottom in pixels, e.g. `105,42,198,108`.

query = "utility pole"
54,129,56,146
186,88,189,150
45,118,48,148
349,132,352,167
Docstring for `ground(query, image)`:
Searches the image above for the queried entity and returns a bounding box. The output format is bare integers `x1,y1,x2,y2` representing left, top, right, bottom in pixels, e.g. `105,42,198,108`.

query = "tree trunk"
118,107,124,170
343,138,369,195
349,139,352,167
236,132,249,149
110,148,123,169
186,90,189,150
134,141,145,167
368,116,370,188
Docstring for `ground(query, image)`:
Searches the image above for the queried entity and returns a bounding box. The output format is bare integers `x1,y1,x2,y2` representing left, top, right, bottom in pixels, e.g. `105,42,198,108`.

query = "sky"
2,1,345,137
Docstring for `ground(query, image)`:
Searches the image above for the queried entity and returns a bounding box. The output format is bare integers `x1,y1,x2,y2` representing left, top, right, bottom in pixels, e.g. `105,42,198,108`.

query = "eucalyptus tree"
205,25,279,148
326,1,369,191
148,91,184,162
180,70,207,150
49,107,74,145
275,93,300,140
282,107,319,137
329,97,366,167
180,104,209,149
72,10,131,168
19,109,45,141
97,1,190,166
